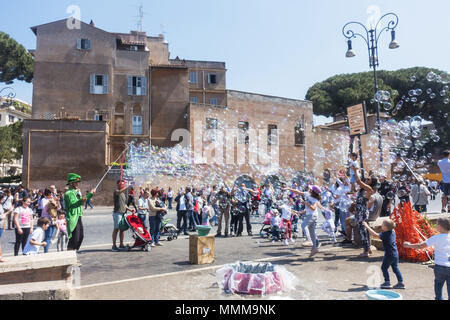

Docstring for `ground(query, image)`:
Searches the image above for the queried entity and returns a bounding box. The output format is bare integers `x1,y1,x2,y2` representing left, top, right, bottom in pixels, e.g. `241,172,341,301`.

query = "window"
90,74,108,94
94,114,104,121
77,38,91,50
268,124,278,145
210,98,218,106
189,71,198,84
8,115,15,123
295,124,305,146
130,45,138,51
208,73,217,84
190,96,198,104
128,76,147,96
132,115,143,135
238,121,249,144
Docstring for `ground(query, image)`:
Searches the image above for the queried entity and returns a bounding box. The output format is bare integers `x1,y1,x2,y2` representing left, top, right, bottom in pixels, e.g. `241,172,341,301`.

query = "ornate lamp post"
342,12,400,167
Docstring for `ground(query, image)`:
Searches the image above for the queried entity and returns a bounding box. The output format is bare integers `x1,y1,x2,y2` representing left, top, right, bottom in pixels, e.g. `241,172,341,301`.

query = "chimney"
90,20,95,27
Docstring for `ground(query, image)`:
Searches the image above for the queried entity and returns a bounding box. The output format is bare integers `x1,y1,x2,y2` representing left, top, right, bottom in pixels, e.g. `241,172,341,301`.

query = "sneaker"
341,239,352,245
290,238,295,244
380,282,392,289
272,240,276,243
155,242,163,246
309,248,319,257
216,232,222,237
302,241,313,247
393,282,406,289
248,232,253,236
224,233,229,237
284,239,289,246
236,233,242,237
151,243,156,247
112,246,120,252
183,232,189,236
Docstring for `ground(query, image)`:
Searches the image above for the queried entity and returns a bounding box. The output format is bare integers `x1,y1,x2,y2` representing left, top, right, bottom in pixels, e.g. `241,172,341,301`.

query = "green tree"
0,120,23,164
0,31,34,84
306,67,450,149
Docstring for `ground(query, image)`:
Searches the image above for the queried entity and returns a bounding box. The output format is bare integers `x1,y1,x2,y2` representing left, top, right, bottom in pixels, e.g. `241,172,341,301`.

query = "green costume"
64,173,93,239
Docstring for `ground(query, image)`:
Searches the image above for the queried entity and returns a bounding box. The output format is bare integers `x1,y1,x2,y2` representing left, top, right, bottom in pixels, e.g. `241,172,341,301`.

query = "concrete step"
0,280,71,300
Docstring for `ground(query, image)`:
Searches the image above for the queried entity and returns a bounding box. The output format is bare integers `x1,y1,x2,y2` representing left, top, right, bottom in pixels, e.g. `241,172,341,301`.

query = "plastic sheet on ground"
216,261,298,296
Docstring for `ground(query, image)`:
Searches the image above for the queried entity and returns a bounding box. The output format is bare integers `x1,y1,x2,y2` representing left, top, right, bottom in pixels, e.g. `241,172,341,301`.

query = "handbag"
118,214,129,231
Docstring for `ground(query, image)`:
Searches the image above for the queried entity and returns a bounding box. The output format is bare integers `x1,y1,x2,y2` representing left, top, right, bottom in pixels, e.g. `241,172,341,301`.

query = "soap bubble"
408,90,416,97
410,76,416,82
411,97,418,103
432,135,440,143
426,88,433,94
429,93,437,99
386,191,395,199
415,89,423,96
383,102,393,111
427,72,436,81
411,130,421,139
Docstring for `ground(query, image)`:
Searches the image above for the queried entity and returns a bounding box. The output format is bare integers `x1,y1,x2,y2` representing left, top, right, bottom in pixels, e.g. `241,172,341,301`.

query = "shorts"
113,212,124,229
350,175,356,184
440,183,450,196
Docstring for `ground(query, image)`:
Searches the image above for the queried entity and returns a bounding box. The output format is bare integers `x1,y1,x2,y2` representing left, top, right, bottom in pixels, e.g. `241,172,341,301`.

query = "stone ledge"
0,280,71,300
0,251,77,274
0,251,77,286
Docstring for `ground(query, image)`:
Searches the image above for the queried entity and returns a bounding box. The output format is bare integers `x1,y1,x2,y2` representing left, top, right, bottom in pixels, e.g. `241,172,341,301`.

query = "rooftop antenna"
137,3,144,32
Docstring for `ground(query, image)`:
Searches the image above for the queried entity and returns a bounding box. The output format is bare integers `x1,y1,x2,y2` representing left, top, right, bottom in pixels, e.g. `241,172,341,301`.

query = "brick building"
23,18,392,203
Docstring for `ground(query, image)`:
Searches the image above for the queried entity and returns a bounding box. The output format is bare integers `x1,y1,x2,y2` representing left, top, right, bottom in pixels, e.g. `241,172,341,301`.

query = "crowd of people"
0,150,448,299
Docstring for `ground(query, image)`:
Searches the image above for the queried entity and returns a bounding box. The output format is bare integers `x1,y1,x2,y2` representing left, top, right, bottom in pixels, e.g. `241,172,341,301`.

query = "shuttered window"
128,76,147,96
90,74,108,94
77,38,91,50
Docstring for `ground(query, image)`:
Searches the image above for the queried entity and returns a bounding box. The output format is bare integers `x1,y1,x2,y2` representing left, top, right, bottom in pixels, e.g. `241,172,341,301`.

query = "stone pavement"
73,232,439,300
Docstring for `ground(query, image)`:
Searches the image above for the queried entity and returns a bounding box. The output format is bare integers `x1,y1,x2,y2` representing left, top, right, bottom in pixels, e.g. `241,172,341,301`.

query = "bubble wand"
94,144,130,191
399,157,420,181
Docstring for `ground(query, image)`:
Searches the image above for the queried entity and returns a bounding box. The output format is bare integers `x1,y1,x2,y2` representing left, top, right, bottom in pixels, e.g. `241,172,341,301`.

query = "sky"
1,0,450,125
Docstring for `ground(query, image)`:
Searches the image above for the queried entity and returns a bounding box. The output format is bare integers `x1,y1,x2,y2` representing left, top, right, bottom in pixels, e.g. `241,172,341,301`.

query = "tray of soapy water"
216,261,298,296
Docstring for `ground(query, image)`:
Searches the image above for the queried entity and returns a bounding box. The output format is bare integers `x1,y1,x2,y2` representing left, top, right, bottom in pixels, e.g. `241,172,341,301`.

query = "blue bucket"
365,290,403,300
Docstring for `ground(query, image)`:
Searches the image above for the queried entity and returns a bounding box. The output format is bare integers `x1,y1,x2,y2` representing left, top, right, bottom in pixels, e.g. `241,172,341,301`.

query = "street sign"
347,103,368,136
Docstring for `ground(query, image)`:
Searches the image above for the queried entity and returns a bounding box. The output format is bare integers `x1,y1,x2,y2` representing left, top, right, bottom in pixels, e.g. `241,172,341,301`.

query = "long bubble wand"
94,144,130,191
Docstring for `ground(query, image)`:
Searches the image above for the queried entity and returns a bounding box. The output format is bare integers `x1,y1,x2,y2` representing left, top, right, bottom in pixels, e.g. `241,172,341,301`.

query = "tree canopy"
0,120,23,165
306,67,450,149
0,31,34,84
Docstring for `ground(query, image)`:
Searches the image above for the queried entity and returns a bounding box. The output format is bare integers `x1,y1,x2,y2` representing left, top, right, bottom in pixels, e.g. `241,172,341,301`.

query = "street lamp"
342,12,400,167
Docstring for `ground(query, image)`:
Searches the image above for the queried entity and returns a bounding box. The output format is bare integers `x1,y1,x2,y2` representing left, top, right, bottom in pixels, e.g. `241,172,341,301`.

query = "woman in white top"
284,185,325,257
0,203,5,262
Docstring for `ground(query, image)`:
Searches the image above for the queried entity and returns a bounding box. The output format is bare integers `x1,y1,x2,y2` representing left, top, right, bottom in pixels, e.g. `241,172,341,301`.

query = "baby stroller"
160,218,179,241
125,211,152,252
259,211,273,238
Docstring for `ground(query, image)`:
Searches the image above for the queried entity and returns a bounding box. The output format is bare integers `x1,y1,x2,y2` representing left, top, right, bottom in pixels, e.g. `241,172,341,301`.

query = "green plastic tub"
197,225,212,236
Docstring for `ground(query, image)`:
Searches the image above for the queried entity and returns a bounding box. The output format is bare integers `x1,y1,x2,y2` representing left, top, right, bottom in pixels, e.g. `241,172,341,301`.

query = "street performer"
64,173,96,251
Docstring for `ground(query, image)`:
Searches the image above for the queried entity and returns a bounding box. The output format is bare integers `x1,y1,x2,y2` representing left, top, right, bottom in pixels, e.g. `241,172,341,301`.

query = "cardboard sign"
347,103,368,136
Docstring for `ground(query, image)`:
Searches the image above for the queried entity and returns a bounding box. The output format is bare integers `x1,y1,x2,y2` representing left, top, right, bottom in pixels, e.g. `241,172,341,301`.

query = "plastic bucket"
197,225,212,236
365,290,403,300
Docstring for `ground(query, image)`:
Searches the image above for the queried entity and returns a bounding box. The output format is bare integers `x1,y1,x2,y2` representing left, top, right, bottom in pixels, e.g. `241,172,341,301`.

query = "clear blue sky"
2,0,450,124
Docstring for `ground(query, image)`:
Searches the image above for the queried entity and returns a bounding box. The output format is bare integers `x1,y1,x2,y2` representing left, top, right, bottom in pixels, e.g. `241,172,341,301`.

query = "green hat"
67,173,81,184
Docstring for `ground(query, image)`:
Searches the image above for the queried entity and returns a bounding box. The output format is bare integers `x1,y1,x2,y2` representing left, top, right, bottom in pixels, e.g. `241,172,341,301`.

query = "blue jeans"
0,227,3,238
168,198,173,210
44,225,56,253
302,214,319,248
187,210,197,230
149,215,161,244
434,265,450,300
138,213,148,229
381,255,403,284
339,209,349,234
272,226,280,241
84,199,93,209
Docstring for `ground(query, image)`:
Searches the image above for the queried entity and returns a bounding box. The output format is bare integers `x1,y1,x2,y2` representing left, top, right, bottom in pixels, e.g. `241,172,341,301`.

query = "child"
23,218,50,255
349,153,359,192
404,217,450,300
271,209,281,242
362,219,405,289
52,212,68,252
280,198,297,245
201,203,214,226
321,207,337,244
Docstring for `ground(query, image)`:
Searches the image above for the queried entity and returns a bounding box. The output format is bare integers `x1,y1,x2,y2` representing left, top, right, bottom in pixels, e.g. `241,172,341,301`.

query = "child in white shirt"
23,218,50,255
271,210,281,242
